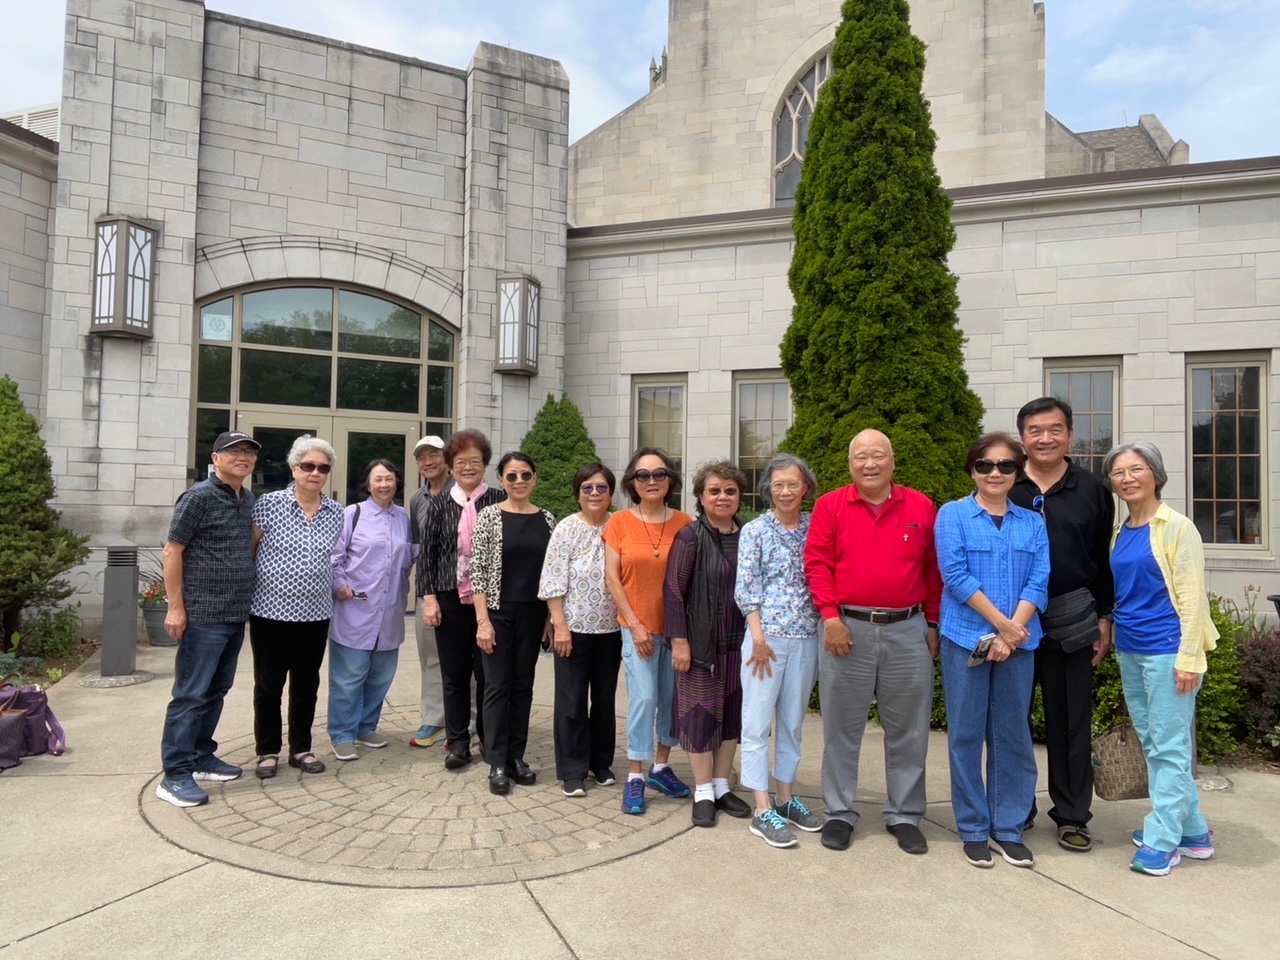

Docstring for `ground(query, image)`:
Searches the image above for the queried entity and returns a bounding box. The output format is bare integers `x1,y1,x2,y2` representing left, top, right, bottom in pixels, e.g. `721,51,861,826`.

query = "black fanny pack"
1039,587,1099,654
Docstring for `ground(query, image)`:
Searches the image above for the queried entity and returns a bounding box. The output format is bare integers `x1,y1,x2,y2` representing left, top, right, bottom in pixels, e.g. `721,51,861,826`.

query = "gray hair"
286,434,337,469
1102,440,1167,498
757,453,819,508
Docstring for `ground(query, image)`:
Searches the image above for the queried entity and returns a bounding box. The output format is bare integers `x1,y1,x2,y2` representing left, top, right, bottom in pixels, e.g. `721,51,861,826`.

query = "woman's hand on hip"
1175,669,1203,695
747,637,776,679
670,637,692,673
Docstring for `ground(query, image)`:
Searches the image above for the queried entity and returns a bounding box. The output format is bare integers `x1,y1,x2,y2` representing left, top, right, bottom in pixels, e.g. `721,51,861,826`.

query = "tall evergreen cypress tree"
520,394,602,519
0,376,90,650
781,0,983,501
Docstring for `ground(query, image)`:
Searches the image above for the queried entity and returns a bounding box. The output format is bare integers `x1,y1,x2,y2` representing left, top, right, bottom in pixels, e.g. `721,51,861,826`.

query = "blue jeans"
160,621,246,777
941,637,1038,843
740,631,819,791
621,628,677,762
1118,651,1209,852
326,640,400,745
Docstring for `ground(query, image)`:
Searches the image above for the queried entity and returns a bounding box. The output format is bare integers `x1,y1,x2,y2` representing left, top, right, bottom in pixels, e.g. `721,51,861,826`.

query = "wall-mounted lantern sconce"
91,214,158,339
496,275,539,375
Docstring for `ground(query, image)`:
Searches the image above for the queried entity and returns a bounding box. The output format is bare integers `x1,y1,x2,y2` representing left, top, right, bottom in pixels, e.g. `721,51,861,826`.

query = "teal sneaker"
646,765,691,798
622,777,647,815
1130,844,1181,876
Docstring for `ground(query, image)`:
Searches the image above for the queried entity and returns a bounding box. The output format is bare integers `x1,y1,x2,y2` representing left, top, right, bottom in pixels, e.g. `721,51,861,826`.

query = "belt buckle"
869,609,891,625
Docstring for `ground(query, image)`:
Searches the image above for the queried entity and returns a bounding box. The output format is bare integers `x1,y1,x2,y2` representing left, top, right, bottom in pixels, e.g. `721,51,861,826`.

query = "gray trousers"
820,611,934,827
414,597,445,728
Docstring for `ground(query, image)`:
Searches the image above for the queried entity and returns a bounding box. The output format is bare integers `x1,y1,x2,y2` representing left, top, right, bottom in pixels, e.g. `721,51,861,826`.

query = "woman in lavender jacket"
327,459,418,762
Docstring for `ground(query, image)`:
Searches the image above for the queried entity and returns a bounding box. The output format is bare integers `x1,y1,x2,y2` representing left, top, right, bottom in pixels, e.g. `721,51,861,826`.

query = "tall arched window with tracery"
773,50,832,207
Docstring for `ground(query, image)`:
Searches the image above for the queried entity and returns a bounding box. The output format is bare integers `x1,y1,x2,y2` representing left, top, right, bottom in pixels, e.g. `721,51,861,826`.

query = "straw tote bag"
1091,716,1149,801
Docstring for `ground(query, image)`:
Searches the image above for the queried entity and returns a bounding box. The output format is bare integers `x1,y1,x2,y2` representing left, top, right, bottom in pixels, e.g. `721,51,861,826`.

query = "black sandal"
254,755,279,780
1057,824,1092,852
289,752,326,774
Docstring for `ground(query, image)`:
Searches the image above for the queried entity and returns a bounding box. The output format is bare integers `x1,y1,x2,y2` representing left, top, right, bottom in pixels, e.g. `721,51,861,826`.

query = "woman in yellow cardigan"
1103,440,1218,877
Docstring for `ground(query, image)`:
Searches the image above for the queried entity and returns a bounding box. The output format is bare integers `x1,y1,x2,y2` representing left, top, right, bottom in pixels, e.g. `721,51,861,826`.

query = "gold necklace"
639,507,668,557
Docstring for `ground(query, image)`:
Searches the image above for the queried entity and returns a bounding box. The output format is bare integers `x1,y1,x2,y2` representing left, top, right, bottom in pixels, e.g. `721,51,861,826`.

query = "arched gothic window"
773,50,832,207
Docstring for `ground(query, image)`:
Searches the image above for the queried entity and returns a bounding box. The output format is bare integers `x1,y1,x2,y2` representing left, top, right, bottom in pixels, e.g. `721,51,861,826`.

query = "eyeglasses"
297,461,332,475
704,486,739,498
1108,466,1150,481
633,469,670,484
851,452,890,463
974,458,1018,476
452,458,484,469
1031,494,1044,513
217,446,258,458
770,481,804,492
580,483,610,495
504,471,534,483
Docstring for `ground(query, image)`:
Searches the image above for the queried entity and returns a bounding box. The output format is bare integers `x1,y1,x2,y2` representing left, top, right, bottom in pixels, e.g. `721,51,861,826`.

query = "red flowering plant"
139,576,167,604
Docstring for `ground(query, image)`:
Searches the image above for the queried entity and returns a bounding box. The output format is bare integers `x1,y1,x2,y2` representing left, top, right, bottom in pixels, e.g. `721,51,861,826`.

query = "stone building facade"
1,0,1276,618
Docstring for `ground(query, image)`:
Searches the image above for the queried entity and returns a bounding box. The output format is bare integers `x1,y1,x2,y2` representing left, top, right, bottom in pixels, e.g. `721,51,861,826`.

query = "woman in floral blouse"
538,463,621,798
734,453,825,848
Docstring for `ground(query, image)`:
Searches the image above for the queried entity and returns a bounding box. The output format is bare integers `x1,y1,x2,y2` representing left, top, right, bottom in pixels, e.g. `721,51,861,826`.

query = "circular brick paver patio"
141,703,692,888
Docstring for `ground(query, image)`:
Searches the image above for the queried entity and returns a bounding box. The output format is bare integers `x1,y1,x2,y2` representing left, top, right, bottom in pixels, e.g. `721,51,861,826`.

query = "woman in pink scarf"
422,430,506,770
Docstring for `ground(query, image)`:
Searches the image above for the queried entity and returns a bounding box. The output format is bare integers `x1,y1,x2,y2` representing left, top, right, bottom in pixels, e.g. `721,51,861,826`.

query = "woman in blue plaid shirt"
936,432,1049,871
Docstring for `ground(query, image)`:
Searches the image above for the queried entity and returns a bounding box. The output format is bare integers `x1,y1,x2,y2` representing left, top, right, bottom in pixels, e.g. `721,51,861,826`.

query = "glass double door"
236,412,420,506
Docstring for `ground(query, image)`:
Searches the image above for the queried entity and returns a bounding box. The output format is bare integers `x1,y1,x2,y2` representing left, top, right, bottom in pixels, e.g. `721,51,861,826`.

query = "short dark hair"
572,462,616,496
443,429,492,467
358,458,405,498
1016,397,1073,435
620,447,682,504
964,432,1027,474
692,459,749,515
497,451,536,475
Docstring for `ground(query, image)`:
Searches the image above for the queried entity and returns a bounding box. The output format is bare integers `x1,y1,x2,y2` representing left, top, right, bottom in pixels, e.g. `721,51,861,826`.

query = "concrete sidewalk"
4,627,1278,959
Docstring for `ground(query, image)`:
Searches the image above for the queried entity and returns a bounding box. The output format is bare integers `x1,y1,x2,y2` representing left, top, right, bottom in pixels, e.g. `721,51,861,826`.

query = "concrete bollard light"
101,541,139,677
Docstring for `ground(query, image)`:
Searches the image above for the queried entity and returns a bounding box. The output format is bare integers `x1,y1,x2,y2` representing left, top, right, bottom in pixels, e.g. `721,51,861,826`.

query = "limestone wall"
569,0,1046,226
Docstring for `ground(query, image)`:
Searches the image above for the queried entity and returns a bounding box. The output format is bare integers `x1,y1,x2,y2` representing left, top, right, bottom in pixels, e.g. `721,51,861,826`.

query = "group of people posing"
154,396,1217,878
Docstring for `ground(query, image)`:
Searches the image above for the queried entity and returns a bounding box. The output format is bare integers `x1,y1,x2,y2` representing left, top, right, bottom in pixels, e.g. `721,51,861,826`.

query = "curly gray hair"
286,434,337,469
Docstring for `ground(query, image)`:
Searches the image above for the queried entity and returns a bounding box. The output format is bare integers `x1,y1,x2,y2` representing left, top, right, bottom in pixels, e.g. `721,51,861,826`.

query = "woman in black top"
422,429,506,770
471,452,556,795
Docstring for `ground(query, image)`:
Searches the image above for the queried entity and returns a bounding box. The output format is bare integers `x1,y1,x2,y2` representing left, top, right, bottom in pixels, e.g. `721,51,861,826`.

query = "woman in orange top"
604,447,693,816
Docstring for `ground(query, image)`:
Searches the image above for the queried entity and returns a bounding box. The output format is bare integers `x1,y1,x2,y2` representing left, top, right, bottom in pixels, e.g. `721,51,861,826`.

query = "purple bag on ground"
0,676,66,758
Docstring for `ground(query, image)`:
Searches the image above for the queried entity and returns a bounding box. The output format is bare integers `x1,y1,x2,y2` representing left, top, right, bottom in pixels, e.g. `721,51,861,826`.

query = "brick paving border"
141,702,694,888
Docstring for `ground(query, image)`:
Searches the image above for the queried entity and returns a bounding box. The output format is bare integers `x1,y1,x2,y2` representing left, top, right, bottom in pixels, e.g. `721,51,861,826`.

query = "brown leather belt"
839,604,924,625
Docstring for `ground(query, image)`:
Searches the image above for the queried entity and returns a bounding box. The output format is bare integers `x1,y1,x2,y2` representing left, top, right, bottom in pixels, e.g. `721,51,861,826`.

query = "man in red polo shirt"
804,429,942,854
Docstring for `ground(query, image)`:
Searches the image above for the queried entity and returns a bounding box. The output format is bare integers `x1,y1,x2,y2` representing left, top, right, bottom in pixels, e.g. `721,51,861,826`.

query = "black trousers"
553,630,622,781
481,600,546,766
249,615,329,756
435,590,485,750
1030,640,1095,827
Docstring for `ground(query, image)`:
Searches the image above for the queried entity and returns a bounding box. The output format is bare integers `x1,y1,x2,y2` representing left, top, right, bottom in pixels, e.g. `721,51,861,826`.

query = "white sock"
712,777,731,800
694,782,714,802
651,762,670,773
628,772,645,783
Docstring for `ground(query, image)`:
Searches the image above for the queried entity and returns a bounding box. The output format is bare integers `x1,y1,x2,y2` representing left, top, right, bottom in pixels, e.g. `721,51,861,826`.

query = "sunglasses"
974,458,1018,476
633,468,670,484
580,483,610,495
297,461,332,475
1031,494,1045,513
504,471,534,482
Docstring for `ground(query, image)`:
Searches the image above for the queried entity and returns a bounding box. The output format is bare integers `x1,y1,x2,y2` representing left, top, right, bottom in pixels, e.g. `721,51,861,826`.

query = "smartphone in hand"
967,633,997,667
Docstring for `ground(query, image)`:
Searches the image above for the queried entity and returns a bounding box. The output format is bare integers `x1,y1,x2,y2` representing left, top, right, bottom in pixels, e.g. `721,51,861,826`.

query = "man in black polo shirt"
156,431,260,808
1010,398,1114,851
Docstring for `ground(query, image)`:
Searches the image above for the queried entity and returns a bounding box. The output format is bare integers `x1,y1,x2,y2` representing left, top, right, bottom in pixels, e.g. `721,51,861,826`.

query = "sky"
2,0,1277,160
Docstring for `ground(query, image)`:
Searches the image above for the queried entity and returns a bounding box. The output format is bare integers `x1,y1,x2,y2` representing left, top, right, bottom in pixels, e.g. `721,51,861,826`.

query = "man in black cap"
156,431,260,807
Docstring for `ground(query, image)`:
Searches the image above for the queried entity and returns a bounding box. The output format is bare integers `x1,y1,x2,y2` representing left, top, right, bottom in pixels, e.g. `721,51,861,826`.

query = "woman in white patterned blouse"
538,463,621,797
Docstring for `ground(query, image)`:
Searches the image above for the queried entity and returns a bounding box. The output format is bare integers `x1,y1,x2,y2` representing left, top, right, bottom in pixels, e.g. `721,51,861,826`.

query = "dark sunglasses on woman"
973,458,1018,476
297,462,332,474
504,470,534,482
633,468,670,484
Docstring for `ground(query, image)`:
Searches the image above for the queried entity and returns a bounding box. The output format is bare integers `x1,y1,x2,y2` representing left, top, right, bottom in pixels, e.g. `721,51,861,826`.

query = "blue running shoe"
1130,844,1181,876
646,765,691,798
192,755,242,781
622,777,647,815
1131,828,1215,860
156,776,209,808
